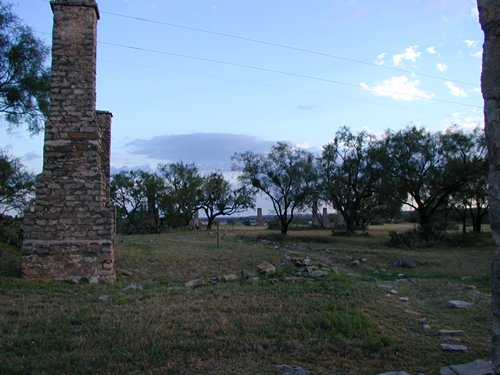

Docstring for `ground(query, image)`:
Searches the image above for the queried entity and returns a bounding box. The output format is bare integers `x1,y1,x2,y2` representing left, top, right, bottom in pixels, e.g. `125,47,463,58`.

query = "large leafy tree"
446,126,488,233
0,1,50,134
0,150,34,216
232,142,316,235
320,126,399,232
158,162,203,228
199,171,256,230
380,126,479,239
110,170,150,227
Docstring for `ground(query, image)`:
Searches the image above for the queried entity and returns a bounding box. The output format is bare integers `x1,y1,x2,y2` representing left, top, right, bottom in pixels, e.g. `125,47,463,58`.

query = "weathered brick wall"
22,0,115,282
478,0,500,371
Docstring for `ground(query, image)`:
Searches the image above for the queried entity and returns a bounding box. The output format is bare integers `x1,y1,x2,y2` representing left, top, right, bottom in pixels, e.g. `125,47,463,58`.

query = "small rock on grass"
440,343,468,352
308,269,327,278
440,359,493,375
399,297,410,302
98,295,111,302
439,329,464,337
257,261,276,275
222,274,239,282
378,372,411,375
122,283,143,292
185,278,205,288
277,364,310,375
448,300,473,309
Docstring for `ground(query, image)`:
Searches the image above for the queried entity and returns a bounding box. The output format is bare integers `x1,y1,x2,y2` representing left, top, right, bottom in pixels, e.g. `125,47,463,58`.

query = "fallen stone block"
447,300,473,309
185,278,206,288
440,343,468,352
440,359,493,375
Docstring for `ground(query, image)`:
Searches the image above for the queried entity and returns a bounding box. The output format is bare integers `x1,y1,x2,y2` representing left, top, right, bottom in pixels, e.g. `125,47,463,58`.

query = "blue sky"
2,0,483,179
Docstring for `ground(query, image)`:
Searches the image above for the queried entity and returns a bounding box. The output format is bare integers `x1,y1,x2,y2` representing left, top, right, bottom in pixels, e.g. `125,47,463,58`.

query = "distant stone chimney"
21,0,115,281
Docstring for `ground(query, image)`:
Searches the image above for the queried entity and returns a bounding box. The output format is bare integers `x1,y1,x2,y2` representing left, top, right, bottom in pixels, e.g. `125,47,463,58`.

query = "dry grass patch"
0,225,494,374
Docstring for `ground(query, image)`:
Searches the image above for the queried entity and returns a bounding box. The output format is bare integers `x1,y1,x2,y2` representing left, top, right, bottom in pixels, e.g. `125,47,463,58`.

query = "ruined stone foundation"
21,0,115,281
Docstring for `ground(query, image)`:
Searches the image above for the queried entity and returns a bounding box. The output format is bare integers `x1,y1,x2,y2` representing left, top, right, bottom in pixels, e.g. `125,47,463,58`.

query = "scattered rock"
308,270,327,278
70,278,80,284
440,359,493,375
241,269,257,279
448,300,473,309
422,324,432,330
378,372,411,375
392,259,417,268
285,251,308,266
389,289,398,295
207,276,220,284
89,276,99,284
122,283,143,292
352,260,360,266
98,295,111,302
184,278,205,288
277,364,310,375
120,269,133,276
440,343,468,352
247,277,259,283
404,309,421,316
399,297,410,302
222,274,239,282
360,258,368,263
439,329,464,337
257,261,276,276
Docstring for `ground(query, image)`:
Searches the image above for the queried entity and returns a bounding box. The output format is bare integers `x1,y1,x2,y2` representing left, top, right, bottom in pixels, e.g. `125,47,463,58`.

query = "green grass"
0,225,494,374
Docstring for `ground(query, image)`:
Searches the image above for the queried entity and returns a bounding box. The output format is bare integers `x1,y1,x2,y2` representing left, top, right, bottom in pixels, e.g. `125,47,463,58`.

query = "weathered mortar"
21,0,115,281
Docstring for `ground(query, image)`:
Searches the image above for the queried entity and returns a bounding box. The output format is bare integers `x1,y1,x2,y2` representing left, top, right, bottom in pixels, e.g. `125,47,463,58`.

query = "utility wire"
101,10,478,87
100,40,482,109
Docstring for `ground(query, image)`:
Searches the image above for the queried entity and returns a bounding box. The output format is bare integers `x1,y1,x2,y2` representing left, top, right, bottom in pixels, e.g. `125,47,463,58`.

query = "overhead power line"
101,10,478,87
100,40,481,109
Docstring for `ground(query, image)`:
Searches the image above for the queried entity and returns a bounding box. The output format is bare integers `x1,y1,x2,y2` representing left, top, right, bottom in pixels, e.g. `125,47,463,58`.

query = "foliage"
110,170,162,233
233,142,317,234
158,162,203,228
320,126,400,232
199,171,256,230
379,125,482,239
0,1,50,134
446,127,488,233
0,214,22,246
0,150,34,216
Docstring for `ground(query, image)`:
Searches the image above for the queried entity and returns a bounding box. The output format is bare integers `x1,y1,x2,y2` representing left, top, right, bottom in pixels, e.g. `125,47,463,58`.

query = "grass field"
0,224,495,374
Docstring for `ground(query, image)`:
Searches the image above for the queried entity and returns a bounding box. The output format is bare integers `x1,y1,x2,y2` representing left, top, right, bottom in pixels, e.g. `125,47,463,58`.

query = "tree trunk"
478,1,500,371
206,217,214,231
280,215,288,235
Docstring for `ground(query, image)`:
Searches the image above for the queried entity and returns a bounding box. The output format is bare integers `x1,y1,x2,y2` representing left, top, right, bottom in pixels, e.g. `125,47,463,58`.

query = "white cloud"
360,75,432,102
392,45,421,66
445,81,468,97
426,46,437,54
375,52,386,65
464,39,478,47
444,111,483,131
437,63,447,72
471,49,483,58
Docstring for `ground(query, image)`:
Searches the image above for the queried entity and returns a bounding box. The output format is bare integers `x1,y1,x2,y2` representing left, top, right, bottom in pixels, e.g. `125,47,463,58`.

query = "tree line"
105,125,487,238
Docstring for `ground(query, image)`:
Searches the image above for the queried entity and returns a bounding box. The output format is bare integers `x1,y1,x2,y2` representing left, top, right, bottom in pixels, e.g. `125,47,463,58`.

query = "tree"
110,170,150,229
0,1,50,134
158,162,203,228
380,126,478,239
0,150,34,216
199,171,256,230
233,142,316,235
320,126,399,232
446,126,488,233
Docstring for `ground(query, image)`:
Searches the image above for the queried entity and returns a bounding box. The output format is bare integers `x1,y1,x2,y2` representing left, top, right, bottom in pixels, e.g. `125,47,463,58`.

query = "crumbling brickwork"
21,0,115,281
